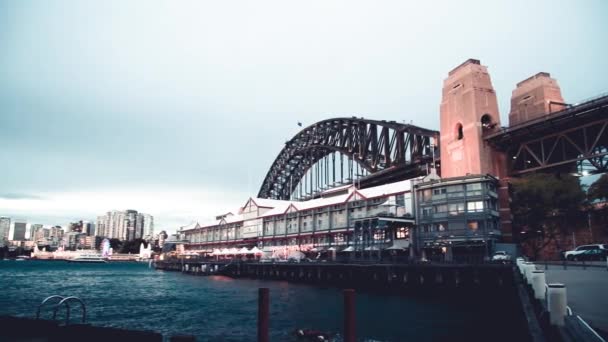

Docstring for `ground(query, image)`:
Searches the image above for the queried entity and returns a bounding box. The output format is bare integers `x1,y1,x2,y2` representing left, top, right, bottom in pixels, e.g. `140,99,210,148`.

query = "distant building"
69,221,83,233
141,214,154,241
13,222,27,241
30,224,43,240
157,230,168,248
82,221,95,236
0,217,10,246
96,210,154,241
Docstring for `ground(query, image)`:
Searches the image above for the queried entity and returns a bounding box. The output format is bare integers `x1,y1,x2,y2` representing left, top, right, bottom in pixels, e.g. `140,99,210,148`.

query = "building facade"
12,222,27,241
96,210,154,241
182,181,415,259
415,174,501,261
0,217,10,246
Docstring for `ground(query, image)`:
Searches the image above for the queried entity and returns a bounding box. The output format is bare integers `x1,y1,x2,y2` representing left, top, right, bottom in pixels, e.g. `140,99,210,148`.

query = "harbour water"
0,260,528,341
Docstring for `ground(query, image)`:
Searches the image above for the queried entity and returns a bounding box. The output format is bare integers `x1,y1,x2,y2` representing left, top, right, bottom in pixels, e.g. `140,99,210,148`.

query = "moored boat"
67,254,108,263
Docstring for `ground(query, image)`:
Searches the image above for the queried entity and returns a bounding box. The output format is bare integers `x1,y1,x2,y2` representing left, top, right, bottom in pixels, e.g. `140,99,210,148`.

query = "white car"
563,244,607,261
491,251,511,261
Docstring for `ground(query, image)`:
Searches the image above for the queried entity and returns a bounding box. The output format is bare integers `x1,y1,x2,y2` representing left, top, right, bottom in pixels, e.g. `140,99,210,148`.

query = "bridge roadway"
534,263,608,335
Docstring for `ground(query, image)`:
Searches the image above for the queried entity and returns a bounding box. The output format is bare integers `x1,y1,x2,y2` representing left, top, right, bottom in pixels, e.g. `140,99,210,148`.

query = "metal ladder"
35,295,87,325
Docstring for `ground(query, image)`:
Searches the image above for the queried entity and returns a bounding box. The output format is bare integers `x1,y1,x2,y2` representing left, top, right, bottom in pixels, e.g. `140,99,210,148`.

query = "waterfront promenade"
539,263,608,335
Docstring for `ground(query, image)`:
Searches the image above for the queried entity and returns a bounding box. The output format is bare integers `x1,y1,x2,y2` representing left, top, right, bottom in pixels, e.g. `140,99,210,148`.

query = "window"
373,230,385,241
436,223,448,232
433,204,447,213
467,201,484,212
481,114,493,129
334,234,345,243
456,123,463,140
468,221,479,231
448,203,465,215
447,185,463,193
396,194,405,206
466,183,482,191
422,207,432,218
396,227,409,239
433,188,447,195
422,189,432,201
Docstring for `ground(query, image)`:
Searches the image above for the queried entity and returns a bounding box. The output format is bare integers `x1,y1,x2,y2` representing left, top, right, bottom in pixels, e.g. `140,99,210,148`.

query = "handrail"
52,296,86,325
36,295,66,319
576,315,607,342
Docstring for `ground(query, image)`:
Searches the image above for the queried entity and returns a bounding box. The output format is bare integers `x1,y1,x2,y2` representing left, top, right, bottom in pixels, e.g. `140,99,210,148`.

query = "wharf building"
183,180,416,258
179,58,605,260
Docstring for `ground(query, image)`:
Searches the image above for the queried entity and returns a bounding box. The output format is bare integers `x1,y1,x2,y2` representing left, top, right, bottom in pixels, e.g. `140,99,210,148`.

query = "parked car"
563,244,608,261
491,251,511,261
572,249,608,261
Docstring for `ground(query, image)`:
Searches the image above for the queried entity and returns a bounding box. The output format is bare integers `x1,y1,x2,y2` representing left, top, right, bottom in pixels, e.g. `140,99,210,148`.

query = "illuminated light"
581,170,590,176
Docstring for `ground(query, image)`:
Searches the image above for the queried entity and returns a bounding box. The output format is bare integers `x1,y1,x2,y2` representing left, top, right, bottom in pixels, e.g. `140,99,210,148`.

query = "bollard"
524,262,535,284
258,288,269,342
343,289,356,342
516,258,524,274
531,271,546,300
547,284,567,326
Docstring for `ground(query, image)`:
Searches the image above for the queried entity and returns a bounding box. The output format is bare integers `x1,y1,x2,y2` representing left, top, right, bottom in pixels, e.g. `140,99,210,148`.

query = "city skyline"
1,1,607,234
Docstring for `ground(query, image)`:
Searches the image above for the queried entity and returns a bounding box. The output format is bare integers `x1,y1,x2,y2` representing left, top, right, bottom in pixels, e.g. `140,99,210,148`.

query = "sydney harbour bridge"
257,79,607,201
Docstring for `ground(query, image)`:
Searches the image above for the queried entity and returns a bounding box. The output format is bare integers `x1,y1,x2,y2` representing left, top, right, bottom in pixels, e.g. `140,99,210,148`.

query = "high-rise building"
82,221,95,236
96,210,154,241
0,217,10,246
125,210,138,241
30,224,43,240
142,214,154,241
13,222,27,241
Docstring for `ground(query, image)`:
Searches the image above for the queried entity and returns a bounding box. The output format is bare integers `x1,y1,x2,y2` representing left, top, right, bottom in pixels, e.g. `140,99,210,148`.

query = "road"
534,263,608,334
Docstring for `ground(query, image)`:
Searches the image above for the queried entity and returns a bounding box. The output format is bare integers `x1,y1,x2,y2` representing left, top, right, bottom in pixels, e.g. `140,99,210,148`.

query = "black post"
344,289,356,342
258,288,269,342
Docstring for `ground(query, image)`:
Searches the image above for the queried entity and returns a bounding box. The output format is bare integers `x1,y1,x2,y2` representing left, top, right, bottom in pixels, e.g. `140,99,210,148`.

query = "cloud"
0,193,46,200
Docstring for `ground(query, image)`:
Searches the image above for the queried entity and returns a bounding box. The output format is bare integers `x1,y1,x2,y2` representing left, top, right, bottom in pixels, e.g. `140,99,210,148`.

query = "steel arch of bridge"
258,118,439,200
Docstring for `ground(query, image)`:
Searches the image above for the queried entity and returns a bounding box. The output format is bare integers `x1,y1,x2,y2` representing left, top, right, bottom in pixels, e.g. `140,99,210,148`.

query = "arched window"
481,114,493,129
455,123,464,140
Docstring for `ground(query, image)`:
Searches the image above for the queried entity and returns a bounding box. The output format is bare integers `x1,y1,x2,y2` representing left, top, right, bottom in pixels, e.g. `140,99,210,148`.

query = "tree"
511,173,587,260
119,239,147,254
588,173,608,201
109,238,123,251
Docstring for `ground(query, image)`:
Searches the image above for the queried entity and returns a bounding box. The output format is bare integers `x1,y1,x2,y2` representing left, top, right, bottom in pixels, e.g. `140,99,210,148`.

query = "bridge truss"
258,118,439,200
486,94,608,176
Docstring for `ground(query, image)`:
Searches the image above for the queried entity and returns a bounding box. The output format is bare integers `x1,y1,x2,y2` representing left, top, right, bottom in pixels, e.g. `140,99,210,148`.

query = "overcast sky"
1,0,607,234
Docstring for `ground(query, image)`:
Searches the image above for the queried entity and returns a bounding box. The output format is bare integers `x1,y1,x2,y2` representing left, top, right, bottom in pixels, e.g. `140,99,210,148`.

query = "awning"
341,246,355,252
385,245,405,251
249,246,263,255
364,246,380,251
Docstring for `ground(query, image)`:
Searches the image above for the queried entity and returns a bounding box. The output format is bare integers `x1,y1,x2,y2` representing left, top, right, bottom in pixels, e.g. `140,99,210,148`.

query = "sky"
1,0,607,235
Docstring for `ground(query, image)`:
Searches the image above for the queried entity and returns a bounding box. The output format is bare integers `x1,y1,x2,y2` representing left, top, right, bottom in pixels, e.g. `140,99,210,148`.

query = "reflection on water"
0,260,527,341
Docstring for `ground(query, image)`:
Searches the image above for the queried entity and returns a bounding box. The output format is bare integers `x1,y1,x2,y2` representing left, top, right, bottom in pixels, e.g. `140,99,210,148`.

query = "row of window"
420,219,499,233
421,200,496,217
419,182,495,202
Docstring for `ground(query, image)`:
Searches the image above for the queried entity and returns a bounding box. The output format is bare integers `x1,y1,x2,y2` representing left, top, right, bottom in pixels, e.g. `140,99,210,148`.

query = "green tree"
511,173,587,260
109,238,123,251
120,238,147,254
588,173,608,201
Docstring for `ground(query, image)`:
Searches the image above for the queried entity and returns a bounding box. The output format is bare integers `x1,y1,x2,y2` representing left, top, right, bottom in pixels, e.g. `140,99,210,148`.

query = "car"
491,251,511,261
572,249,608,261
563,244,608,261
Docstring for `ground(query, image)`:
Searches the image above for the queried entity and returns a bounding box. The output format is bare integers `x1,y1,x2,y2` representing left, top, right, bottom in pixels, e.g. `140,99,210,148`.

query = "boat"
67,254,108,263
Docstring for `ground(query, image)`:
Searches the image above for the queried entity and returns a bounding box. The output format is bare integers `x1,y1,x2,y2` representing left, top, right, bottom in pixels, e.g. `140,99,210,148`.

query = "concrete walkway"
537,263,608,334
